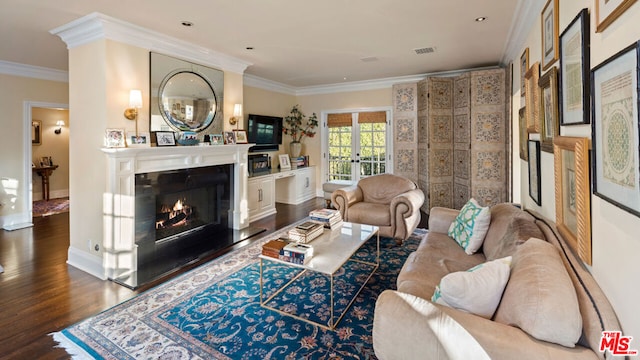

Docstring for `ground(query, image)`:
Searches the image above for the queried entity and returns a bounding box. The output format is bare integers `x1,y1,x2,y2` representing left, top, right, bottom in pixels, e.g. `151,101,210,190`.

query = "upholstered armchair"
332,174,425,242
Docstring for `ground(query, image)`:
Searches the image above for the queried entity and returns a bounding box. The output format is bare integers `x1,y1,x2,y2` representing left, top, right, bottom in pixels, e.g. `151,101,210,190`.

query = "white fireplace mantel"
101,144,252,280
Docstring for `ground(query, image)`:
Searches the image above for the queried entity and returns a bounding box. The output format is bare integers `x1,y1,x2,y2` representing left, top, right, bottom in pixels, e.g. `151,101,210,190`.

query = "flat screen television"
247,114,283,152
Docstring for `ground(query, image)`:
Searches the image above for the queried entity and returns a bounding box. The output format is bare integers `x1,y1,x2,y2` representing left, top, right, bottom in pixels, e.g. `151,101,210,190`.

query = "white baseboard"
67,246,106,280
0,212,32,231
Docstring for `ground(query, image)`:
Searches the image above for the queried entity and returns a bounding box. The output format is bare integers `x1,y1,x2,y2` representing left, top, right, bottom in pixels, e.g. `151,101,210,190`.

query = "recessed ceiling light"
181,21,194,27
475,17,487,22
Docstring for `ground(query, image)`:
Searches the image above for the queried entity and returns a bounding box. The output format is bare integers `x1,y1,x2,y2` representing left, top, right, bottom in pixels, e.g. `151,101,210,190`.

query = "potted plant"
282,105,318,157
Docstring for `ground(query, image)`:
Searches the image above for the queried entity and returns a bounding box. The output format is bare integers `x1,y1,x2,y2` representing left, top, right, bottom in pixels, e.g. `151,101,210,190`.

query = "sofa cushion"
494,238,582,348
482,217,544,261
448,198,491,254
432,256,512,319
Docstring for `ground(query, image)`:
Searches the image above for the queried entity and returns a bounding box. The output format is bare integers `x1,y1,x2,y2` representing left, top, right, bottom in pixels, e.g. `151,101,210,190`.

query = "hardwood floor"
0,197,325,360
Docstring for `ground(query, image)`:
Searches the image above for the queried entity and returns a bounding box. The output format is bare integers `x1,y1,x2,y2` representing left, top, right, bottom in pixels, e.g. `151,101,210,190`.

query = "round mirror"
158,71,217,132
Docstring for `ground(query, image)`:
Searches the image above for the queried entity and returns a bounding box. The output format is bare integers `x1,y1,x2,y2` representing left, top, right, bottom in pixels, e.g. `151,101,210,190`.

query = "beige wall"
31,107,69,200
0,74,68,222
511,0,640,343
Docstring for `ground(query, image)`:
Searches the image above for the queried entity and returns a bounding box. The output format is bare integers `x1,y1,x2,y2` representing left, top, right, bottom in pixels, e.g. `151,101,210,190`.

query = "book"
309,208,340,219
288,223,324,243
262,239,287,259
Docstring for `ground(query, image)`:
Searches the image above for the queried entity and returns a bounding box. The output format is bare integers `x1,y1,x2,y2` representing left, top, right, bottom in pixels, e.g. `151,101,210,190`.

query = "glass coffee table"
259,222,379,330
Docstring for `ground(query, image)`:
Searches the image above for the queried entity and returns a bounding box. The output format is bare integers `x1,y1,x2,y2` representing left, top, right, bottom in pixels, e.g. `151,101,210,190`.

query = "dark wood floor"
0,197,428,359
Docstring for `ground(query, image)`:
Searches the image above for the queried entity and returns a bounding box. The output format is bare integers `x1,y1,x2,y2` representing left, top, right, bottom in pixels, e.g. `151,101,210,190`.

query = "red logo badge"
599,331,638,356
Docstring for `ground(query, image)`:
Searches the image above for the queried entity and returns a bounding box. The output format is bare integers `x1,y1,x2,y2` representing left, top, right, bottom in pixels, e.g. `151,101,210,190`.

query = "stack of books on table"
280,242,314,265
309,208,343,229
288,221,324,244
261,239,288,259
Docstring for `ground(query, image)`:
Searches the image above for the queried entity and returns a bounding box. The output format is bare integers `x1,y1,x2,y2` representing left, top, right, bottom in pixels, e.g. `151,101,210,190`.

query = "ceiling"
0,0,522,88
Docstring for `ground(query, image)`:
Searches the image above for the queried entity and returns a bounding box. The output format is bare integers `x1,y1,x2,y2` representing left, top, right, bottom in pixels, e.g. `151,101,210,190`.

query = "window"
324,109,391,182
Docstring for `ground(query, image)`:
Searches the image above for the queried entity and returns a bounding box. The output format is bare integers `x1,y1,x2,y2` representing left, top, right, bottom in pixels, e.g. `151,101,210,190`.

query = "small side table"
33,165,58,201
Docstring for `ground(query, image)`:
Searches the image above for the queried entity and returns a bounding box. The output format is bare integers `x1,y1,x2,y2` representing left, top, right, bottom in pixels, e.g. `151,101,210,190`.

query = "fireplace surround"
102,144,259,288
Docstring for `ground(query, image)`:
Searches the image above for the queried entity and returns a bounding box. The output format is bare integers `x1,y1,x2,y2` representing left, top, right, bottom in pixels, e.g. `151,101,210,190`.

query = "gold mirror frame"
525,62,540,133
553,136,591,264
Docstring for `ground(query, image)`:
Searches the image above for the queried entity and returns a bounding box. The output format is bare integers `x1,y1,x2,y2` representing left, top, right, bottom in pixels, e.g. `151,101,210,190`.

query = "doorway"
24,102,69,221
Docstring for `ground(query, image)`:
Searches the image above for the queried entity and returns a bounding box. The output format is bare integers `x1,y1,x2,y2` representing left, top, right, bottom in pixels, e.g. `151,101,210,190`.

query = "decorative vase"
289,141,302,157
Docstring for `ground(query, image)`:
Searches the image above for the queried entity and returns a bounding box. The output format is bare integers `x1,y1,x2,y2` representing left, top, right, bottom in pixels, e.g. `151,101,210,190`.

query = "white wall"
510,0,640,347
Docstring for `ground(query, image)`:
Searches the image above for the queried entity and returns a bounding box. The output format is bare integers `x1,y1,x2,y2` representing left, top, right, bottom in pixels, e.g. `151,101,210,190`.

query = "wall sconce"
54,120,65,134
124,89,143,136
229,103,242,125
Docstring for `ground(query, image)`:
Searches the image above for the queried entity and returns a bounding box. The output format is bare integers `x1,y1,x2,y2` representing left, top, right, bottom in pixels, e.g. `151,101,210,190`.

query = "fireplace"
101,144,262,289
135,165,232,245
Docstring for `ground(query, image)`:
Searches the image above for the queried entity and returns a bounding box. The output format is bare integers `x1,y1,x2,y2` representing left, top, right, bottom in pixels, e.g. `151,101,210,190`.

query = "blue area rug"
52,220,425,359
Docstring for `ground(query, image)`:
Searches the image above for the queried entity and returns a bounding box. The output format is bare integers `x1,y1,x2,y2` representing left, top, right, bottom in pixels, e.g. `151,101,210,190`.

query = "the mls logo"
599,331,638,356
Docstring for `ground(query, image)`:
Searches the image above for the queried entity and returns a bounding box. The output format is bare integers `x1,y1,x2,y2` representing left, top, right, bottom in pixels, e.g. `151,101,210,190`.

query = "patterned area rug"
52,220,426,359
33,197,69,217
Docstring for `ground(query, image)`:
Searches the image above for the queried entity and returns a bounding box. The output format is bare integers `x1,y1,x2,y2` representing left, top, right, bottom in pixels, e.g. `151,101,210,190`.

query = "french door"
323,109,391,182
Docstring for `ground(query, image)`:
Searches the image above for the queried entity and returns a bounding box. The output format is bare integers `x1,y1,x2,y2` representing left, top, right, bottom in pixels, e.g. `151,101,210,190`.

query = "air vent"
414,47,436,55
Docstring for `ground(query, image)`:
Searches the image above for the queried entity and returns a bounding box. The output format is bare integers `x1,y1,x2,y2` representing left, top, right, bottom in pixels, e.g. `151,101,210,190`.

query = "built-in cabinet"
247,166,316,222
247,175,275,221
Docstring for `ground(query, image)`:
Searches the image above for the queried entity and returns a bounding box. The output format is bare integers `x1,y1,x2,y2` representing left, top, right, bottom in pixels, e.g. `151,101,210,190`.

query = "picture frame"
539,67,559,153
211,134,224,145
528,140,541,205
155,131,176,146
520,48,529,108
591,41,640,218
126,132,151,147
105,128,126,148
234,129,248,144
40,156,51,167
595,0,637,33
32,120,42,145
525,62,540,133
554,136,591,265
541,0,559,71
279,154,291,170
224,131,236,145
519,107,528,161
559,8,590,126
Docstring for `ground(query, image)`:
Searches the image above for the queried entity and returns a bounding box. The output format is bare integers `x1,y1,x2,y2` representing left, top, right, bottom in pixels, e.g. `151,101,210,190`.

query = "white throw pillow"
431,256,512,319
448,198,491,254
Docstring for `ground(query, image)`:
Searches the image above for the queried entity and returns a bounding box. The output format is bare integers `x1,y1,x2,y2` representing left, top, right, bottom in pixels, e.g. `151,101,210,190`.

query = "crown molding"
50,12,252,74
501,0,546,65
0,60,68,82
243,74,298,96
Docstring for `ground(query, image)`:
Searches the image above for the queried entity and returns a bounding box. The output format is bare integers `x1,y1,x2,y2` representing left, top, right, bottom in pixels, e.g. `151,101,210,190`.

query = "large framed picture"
539,67,559,153
520,48,529,108
591,41,640,218
559,8,590,126
525,62,540,133
541,0,559,71
528,140,541,205
595,0,637,33
554,136,591,265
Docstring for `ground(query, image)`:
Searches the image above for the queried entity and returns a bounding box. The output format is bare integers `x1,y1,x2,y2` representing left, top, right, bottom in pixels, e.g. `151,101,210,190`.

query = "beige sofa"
332,174,424,242
373,203,623,360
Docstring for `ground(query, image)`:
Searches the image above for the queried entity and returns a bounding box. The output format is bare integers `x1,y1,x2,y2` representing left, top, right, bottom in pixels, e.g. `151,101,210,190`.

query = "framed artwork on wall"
519,107,528,161
520,48,529,108
528,140,541,205
595,0,637,33
541,0,559,70
539,67,559,153
553,136,591,265
525,62,541,133
32,120,42,145
591,41,640,218
559,8,590,126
